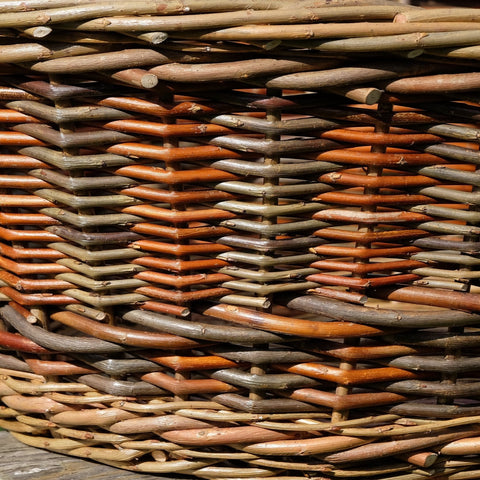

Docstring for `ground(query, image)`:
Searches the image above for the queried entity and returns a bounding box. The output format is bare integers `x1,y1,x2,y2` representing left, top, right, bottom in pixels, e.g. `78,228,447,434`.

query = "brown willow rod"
395,8,480,23
7,100,132,123
71,7,419,33
0,42,108,63
0,243,65,260
150,58,340,83
410,206,480,224
131,241,230,257
390,401,480,419
206,113,340,135
0,354,32,373
293,29,480,53
374,286,480,313
211,369,318,390
36,189,137,209
389,355,480,374
174,21,480,41
145,354,236,373
30,48,169,74
280,361,418,385
265,61,442,90
0,0,102,12
219,266,320,283
51,310,202,349
218,235,324,253
15,124,135,149
58,258,142,278
140,371,238,396
201,303,384,338
323,427,480,464
215,200,323,219
0,304,125,353
123,309,284,344
284,295,480,329
212,391,328,414
24,358,95,376
218,251,317,268
30,168,134,191
19,146,133,170
290,388,405,411
77,374,166,397
384,330,480,349
208,346,321,364
410,250,480,266
0,1,296,28
0,330,49,354
67,4,418,33
160,425,297,446
242,435,372,456
0,86,38,101
387,379,480,397
430,45,480,60
386,72,480,94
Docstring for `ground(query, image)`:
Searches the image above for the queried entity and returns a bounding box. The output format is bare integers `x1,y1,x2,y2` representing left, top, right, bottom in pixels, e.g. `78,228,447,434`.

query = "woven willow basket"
2,0,480,478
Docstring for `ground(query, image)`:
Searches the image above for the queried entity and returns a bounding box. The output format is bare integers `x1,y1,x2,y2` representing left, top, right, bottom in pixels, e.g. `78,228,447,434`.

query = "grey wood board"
0,431,180,480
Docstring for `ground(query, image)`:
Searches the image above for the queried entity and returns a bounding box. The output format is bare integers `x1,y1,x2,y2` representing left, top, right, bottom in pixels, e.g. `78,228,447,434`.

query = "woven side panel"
1,1,480,478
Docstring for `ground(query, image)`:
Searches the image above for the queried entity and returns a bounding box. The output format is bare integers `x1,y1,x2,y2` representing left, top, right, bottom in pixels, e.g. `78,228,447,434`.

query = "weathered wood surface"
0,431,175,480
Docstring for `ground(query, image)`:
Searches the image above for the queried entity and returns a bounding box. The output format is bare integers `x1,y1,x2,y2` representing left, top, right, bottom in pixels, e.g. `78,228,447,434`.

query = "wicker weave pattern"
1,1,480,478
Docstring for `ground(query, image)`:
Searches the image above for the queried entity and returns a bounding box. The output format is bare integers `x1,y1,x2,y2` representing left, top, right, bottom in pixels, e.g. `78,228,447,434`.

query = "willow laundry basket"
1,0,480,478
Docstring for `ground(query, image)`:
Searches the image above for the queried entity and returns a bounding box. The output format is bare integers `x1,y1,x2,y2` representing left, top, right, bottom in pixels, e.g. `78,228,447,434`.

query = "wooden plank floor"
0,431,181,480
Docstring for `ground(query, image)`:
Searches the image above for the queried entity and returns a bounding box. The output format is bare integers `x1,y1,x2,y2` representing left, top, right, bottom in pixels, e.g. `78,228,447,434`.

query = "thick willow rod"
19,147,132,170
219,295,271,309
0,1,173,27
206,113,340,135
265,61,438,90
7,100,131,123
211,158,339,178
430,45,480,60
220,218,326,236
124,309,284,344
417,186,480,206
387,72,480,95
305,30,480,53
423,143,480,165
285,295,480,328
410,205,480,223
0,305,126,353
415,165,480,187
202,303,384,338
1,0,408,26
43,30,136,44
49,244,143,264
215,201,324,218
220,280,319,297
389,355,480,374
173,21,480,42
211,369,318,390
0,42,108,63
216,181,332,199
0,1,311,29
69,8,419,34
36,189,137,209
219,266,318,282
395,8,480,23
324,428,480,464
123,31,168,44
31,48,169,74
150,58,339,83
259,416,480,437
